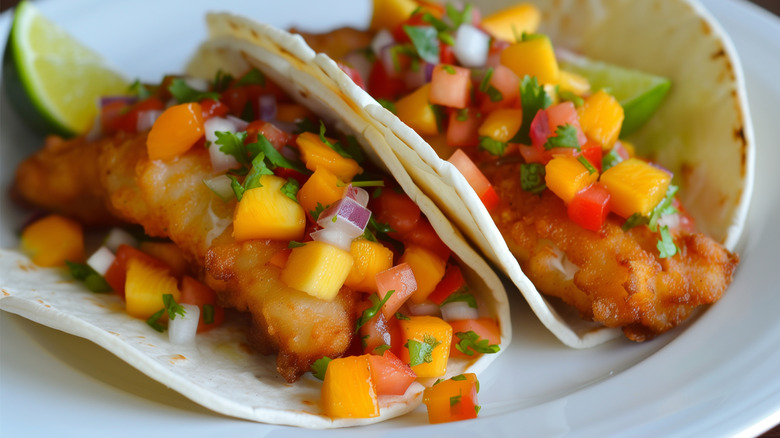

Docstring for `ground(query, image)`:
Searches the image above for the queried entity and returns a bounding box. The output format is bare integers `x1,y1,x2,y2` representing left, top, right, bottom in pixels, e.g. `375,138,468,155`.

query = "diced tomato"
427,264,465,305
245,120,294,149
371,190,422,237
478,65,520,112
529,108,551,148
567,183,611,232
100,100,130,134
439,44,456,65
179,276,225,332
376,263,418,321
672,197,697,233
367,350,417,396
104,244,170,298
104,97,165,134
220,84,263,118
338,62,366,90
429,64,471,109
448,318,501,359
360,311,394,355
447,149,499,212
200,98,229,120
446,107,482,147
367,60,408,100
518,144,550,164
546,101,587,146
581,140,603,173
423,373,480,424
403,219,452,261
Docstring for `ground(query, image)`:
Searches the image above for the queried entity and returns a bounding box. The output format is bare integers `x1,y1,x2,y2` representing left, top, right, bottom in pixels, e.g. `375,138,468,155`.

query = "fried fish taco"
287,0,754,346
1,10,509,428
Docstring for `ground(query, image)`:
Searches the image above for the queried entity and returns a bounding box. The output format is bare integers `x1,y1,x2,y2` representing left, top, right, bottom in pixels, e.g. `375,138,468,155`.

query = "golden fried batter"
13,132,357,381
486,161,738,341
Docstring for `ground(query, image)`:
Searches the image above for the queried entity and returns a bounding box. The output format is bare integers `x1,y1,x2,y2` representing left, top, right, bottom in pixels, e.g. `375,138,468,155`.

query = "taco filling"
4,11,509,426
293,0,744,342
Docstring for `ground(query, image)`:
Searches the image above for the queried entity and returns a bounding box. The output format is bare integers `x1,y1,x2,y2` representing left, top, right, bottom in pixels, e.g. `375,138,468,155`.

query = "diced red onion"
310,227,354,252
103,228,138,252
317,197,372,234
136,109,163,132
404,62,434,89
440,301,479,322
406,300,442,317
343,184,370,207
202,175,235,202
184,77,210,92
168,304,200,345
86,246,116,276
204,117,241,174
100,96,136,108
454,24,490,68
258,94,277,121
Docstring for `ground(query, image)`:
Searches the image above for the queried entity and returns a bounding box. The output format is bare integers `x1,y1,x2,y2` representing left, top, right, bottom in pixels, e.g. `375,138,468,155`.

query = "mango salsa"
297,131,362,181
395,84,439,136
399,316,452,378
297,167,344,221
321,354,379,418
399,245,447,304
124,257,181,319
478,108,523,143
233,175,306,242
578,90,625,148
344,239,394,293
545,156,599,204
20,214,84,267
600,157,671,218
280,241,354,301
480,3,541,42
500,35,559,84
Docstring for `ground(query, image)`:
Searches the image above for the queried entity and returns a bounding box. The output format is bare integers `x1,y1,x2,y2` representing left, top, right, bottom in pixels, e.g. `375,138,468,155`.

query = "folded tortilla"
0,14,510,428
304,0,754,347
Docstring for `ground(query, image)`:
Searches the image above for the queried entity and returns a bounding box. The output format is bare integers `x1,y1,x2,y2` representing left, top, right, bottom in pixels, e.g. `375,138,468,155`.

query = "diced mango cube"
280,241,354,301
344,239,394,293
599,157,671,218
399,316,452,378
297,132,363,181
480,3,541,42
398,245,446,304
322,354,379,418
500,35,559,84
125,257,181,319
545,156,599,204
395,84,439,136
477,108,523,142
297,167,345,221
370,0,418,32
20,214,84,267
233,175,306,242
138,241,188,278
578,90,625,148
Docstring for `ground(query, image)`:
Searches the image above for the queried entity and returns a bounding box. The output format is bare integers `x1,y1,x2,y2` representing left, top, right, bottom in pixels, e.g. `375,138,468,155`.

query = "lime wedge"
2,1,130,137
558,51,671,137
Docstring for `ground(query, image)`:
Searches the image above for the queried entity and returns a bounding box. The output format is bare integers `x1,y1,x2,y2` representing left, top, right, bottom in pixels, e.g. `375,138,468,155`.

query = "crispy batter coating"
13,132,358,381
486,161,738,341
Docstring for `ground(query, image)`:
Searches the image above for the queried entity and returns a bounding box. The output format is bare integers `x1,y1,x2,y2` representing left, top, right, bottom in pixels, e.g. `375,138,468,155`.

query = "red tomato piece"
423,373,480,424
200,98,229,121
448,318,501,359
439,44,455,65
529,108,551,148
371,190,422,237
376,263,418,321
403,219,452,261
104,244,170,298
367,60,408,100
446,107,482,147
429,64,471,109
338,62,366,90
179,276,225,332
360,311,394,355
108,97,165,134
447,149,498,212
367,350,417,396
518,144,550,164
427,264,465,305
567,183,611,232
581,140,603,173
546,101,587,146
245,120,293,149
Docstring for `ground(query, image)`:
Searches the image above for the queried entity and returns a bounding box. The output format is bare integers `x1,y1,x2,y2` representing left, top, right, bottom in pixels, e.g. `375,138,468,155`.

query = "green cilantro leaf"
479,136,507,156
395,312,411,321
475,405,482,415
451,374,467,381
512,75,552,144
243,152,274,190
280,178,300,202
212,70,234,93
648,185,679,232
440,290,478,308
318,121,357,161
310,203,328,221
355,290,395,332
128,79,152,100
248,134,308,174
450,395,462,406
520,162,546,194
558,89,584,107
657,226,678,258
438,31,455,46
405,334,442,367
443,65,456,74
622,213,649,231
377,99,397,114
163,294,186,320
577,155,597,174
311,357,332,381
288,241,307,249
455,330,501,356
234,68,265,87
373,344,392,355
403,25,440,64
344,136,366,164
146,308,166,333
66,261,112,293
215,131,250,165
168,78,220,103
446,3,473,29
601,148,624,172
544,124,580,150
479,68,494,93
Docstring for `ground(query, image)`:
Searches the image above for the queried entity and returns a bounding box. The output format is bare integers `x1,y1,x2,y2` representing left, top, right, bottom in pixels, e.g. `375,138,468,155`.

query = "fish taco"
1,8,509,428
286,0,754,346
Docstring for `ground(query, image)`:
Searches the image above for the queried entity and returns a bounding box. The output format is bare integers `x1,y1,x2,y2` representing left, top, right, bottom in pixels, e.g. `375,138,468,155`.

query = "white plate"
1,0,779,436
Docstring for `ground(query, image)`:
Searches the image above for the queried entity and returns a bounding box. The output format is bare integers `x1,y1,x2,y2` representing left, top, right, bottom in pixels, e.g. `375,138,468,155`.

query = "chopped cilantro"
168,78,220,103
446,3,473,29
443,65,456,74
243,153,274,192
288,241,307,249
343,136,366,164
373,344,392,355
450,395,462,406
163,294,186,320
248,134,309,174
403,25,440,64
657,226,678,258
475,405,482,415
128,79,152,100
438,32,455,46
455,330,501,356
280,178,300,202
648,185,679,232
622,213,649,231
377,99,397,114
455,108,470,121
212,70,234,92
478,68,494,93
234,68,266,87
395,312,411,321
601,148,624,172
146,308,166,333
578,155,597,174
440,290,478,308
520,162,546,194
202,304,215,325
311,357,332,381
215,131,250,165
558,89,584,107
544,124,580,150
512,75,552,144
421,11,450,32
355,290,395,332
451,374,467,381
318,121,357,161
405,334,442,367
479,136,507,156
310,203,328,221
485,85,503,102
432,104,447,134
66,261,112,293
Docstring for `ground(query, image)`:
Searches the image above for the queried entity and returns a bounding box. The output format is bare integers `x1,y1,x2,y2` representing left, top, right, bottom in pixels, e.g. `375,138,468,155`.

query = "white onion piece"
454,24,490,68
310,228,354,252
440,301,479,322
204,117,237,143
657,213,681,231
104,228,138,252
225,115,249,131
371,29,396,58
202,175,235,202
317,197,371,237
258,94,277,121
136,109,163,132
343,185,370,207
86,246,116,276
184,77,210,92
406,300,442,317
168,304,200,345
204,117,241,174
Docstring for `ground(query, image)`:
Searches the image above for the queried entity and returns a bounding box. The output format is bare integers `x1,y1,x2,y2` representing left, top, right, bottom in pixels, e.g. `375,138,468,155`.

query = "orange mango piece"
321,354,379,418
477,108,523,143
344,239,394,293
138,241,189,278
280,241,354,301
578,90,625,148
297,167,345,221
423,373,480,424
147,102,204,161
297,132,362,181
399,245,447,304
20,214,84,267
399,315,452,378
124,257,181,319
369,0,418,32
599,157,671,218
545,155,599,204
233,175,306,242
395,84,439,136
500,35,559,84
480,3,540,42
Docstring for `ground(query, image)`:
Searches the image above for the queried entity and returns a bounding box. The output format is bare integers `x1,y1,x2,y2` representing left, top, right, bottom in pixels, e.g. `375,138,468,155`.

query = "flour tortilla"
0,15,510,428
306,0,754,348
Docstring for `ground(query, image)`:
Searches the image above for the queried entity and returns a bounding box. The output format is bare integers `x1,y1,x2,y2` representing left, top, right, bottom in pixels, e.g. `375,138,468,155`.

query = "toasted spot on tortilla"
108,331,120,336
711,48,726,60
169,354,187,364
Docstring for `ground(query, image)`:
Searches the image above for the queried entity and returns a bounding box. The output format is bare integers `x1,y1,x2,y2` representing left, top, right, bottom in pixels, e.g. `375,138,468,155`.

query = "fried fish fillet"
13,132,358,381
485,161,739,341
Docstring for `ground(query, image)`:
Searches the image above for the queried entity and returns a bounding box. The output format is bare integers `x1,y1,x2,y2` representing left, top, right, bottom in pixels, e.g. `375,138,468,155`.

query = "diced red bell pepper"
179,276,225,332
580,140,603,173
427,264,465,305
104,97,165,134
245,120,293,150
367,350,417,396
359,310,394,355
567,183,611,232
367,60,408,101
